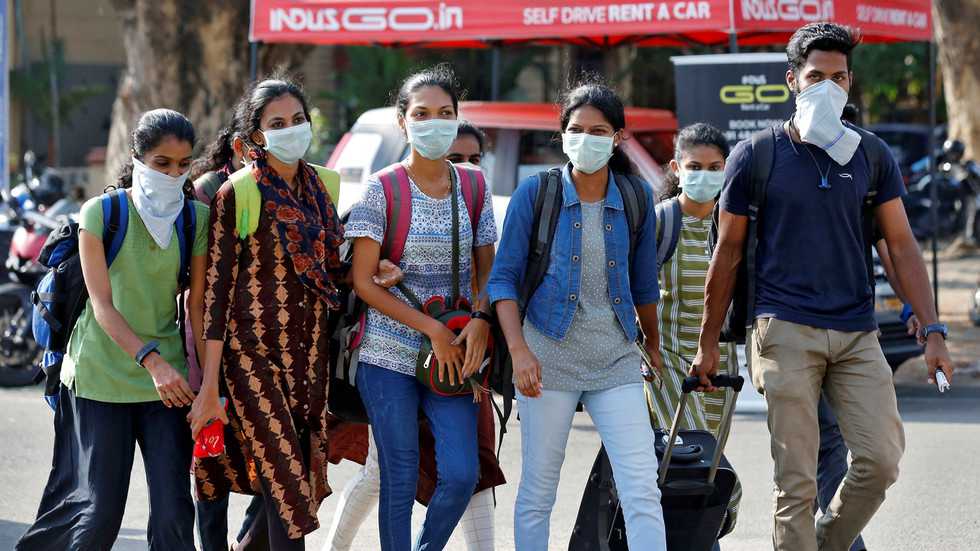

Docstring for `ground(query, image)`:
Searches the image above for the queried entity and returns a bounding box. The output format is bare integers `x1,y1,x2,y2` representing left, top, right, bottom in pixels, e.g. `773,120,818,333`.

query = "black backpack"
31,190,196,402
488,164,650,452
708,122,889,343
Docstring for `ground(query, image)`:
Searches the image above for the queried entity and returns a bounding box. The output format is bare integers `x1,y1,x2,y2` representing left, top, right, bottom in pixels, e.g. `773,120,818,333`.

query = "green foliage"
320,45,545,138
306,107,332,162
853,43,935,123
9,38,107,129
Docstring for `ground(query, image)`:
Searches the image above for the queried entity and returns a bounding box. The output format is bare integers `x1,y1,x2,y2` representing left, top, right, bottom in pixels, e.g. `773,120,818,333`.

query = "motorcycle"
904,140,980,241
0,153,78,387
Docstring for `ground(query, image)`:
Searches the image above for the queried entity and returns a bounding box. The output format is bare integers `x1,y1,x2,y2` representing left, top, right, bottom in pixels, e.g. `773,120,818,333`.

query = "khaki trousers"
749,318,905,551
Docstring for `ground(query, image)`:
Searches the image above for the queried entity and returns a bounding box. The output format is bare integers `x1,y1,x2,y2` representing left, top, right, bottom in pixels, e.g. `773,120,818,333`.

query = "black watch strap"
136,340,161,367
471,310,494,323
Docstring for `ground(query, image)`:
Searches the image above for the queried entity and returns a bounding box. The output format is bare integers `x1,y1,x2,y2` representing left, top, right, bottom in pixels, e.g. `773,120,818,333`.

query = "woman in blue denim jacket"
487,82,667,551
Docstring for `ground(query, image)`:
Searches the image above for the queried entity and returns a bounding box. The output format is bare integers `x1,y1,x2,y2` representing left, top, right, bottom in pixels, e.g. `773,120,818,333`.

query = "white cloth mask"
131,157,186,249
680,169,725,203
562,133,614,175
794,80,861,166
406,119,460,160
262,122,312,165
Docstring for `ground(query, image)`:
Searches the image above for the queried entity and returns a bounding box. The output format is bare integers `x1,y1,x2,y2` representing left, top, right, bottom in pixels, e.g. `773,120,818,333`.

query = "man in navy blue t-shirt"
694,23,954,551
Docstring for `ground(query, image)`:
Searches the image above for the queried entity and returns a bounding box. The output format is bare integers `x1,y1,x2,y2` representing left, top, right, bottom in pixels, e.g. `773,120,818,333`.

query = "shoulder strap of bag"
615,174,649,265
229,166,262,241
312,164,341,204
456,165,487,240
744,127,776,327
654,196,683,270
848,122,885,297
174,199,196,289
377,163,413,267
100,189,129,267
521,167,563,314
193,171,223,204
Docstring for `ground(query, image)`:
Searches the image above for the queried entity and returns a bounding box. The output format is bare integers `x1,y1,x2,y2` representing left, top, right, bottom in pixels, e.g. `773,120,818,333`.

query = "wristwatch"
471,310,494,323
921,323,948,341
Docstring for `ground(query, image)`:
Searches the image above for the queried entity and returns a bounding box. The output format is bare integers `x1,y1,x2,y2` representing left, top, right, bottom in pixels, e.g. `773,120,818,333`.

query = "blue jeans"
818,396,867,551
515,383,666,551
357,363,480,551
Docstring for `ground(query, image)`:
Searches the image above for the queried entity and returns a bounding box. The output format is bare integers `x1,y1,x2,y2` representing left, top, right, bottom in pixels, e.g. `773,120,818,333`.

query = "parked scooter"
0,155,78,387
904,140,980,241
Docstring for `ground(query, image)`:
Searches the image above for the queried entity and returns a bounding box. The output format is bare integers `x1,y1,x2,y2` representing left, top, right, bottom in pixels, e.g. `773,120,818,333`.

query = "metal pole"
48,0,61,167
490,44,501,101
729,32,739,53
927,39,939,312
249,41,259,82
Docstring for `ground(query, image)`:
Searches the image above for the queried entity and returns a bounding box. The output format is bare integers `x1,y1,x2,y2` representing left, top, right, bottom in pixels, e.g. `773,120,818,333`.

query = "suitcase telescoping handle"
658,375,745,487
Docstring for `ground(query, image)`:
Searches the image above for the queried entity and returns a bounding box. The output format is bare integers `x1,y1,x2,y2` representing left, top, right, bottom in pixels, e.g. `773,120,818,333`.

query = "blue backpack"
31,190,196,408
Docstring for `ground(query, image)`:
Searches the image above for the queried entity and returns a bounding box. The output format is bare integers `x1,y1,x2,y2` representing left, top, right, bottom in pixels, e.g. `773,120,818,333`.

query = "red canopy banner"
249,0,931,45
734,0,931,42
249,0,733,45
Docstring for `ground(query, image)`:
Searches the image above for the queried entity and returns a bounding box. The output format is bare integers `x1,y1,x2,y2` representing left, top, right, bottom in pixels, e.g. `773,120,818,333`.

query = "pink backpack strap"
376,163,413,266
456,166,486,244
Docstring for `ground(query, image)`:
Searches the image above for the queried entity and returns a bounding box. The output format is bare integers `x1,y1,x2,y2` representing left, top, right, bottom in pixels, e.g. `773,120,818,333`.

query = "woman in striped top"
645,123,742,544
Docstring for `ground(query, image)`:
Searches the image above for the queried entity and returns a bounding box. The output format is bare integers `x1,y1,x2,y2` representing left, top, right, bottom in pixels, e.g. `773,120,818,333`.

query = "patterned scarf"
248,149,344,309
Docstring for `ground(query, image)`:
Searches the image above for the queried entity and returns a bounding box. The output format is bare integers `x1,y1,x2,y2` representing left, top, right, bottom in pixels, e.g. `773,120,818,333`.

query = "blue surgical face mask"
562,133,615,174
680,169,725,203
406,118,459,160
262,122,312,165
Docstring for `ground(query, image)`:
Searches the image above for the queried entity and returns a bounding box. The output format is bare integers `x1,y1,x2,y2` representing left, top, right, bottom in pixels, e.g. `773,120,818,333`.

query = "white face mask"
406,119,459,160
794,80,861,166
562,133,614,175
131,157,187,249
680,169,725,203
262,122,312,165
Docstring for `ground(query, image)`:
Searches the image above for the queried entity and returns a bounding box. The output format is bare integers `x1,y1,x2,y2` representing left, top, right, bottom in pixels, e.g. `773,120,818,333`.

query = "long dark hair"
190,124,236,180
393,63,463,121
661,123,729,200
111,108,196,199
559,79,633,175
233,73,311,151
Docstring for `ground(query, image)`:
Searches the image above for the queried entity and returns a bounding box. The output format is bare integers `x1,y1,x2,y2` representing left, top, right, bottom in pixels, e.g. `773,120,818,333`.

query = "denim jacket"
487,165,660,342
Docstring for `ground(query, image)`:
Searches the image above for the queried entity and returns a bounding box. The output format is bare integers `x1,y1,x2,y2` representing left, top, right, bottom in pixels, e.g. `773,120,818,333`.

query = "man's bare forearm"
699,242,742,346
889,238,938,326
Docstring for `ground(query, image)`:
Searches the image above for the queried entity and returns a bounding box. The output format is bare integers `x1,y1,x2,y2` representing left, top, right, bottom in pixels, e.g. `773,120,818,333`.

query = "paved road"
1,382,977,550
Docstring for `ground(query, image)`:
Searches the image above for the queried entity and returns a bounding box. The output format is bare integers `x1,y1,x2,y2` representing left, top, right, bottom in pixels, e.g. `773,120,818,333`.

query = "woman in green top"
645,123,741,546
17,109,209,551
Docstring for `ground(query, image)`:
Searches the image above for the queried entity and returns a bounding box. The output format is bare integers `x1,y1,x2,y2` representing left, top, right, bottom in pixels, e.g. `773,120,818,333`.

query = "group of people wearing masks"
16,20,953,551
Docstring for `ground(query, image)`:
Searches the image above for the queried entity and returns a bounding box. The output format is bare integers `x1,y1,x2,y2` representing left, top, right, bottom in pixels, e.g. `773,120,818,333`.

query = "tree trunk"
934,0,980,159
104,0,312,186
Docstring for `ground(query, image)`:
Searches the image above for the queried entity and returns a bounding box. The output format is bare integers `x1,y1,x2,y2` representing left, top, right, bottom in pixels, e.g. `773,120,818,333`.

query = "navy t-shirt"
720,126,905,332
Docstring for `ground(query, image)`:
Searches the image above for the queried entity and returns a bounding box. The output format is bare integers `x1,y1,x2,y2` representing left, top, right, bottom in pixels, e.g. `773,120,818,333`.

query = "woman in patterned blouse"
346,65,498,551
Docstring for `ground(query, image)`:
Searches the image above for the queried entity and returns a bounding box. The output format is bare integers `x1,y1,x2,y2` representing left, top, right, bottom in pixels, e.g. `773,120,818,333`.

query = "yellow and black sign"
719,84,790,105
672,53,795,147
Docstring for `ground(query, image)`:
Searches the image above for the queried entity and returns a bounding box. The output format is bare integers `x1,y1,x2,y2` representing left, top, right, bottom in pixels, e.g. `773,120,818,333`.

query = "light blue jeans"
515,383,667,551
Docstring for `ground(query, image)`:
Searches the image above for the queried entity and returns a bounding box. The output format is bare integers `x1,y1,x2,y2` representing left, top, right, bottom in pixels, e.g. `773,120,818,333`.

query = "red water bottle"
193,397,228,458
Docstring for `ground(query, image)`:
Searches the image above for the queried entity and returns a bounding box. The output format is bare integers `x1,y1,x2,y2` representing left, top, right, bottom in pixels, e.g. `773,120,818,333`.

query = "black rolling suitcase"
568,374,744,551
